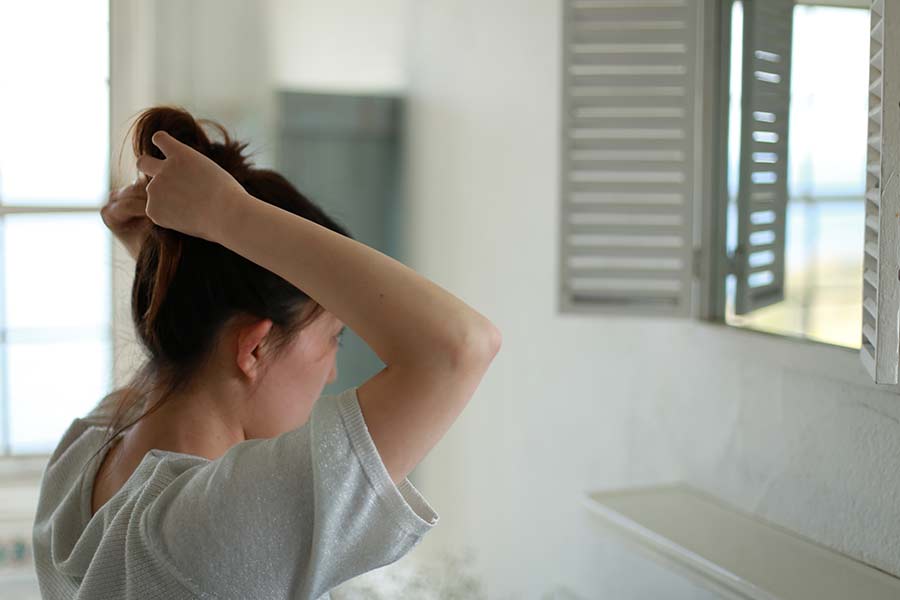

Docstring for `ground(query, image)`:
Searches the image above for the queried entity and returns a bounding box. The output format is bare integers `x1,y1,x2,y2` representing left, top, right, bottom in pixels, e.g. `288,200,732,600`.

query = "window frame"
700,0,900,392
0,204,114,460
0,0,151,472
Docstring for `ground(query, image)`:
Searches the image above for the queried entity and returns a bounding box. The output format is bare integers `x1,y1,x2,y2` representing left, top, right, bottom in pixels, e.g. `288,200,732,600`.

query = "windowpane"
725,4,868,349
788,6,868,198
7,336,111,454
3,213,111,331
0,1,109,206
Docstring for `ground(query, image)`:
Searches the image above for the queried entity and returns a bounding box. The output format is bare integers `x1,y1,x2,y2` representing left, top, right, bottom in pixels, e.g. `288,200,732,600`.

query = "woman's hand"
135,130,248,244
100,174,152,261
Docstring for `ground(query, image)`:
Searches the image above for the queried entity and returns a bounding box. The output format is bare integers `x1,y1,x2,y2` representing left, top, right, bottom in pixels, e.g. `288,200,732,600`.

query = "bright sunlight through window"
725,3,869,349
0,1,112,455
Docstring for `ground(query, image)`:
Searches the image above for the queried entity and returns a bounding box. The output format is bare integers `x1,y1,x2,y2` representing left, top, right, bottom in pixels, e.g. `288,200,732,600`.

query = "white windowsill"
0,455,49,482
583,484,900,600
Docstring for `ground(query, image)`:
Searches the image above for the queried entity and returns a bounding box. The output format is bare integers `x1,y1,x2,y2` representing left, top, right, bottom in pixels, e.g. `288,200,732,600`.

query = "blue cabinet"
276,91,404,396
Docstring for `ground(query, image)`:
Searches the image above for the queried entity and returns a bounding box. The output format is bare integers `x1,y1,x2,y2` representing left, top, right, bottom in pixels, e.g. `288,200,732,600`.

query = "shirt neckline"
78,425,209,528
79,426,126,528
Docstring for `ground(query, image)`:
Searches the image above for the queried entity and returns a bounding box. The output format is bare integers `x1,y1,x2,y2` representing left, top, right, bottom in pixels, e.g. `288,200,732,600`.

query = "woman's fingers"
114,193,149,219
132,172,149,187
150,130,182,157
129,129,244,241
127,177,148,197
136,154,164,177
103,182,148,219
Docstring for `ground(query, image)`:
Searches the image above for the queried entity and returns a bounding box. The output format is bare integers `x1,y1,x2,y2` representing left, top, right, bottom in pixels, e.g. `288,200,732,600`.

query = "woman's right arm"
138,129,501,485
216,189,502,484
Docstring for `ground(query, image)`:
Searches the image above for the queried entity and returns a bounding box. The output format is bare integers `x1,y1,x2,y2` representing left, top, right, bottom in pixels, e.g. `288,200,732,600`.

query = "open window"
723,0,872,351
559,0,900,385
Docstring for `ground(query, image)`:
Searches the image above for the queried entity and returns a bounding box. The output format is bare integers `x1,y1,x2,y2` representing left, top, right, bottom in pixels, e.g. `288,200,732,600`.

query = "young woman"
31,106,501,599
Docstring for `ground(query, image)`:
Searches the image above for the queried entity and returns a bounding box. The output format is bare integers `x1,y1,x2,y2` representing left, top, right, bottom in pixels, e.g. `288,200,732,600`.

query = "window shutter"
559,0,702,316
733,0,793,315
861,0,900,384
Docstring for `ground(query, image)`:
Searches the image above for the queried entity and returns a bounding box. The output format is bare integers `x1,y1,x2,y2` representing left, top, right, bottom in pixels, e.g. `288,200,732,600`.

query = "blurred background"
1,1,896,599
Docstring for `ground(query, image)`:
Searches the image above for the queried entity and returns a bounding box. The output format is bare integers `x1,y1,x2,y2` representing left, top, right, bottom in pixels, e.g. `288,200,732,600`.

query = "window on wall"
0,1,112,455
724,1,870,350
557,0,900,384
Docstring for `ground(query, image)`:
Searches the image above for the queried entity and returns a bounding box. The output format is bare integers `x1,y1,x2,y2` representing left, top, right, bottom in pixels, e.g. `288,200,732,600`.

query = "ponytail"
83,104,353,475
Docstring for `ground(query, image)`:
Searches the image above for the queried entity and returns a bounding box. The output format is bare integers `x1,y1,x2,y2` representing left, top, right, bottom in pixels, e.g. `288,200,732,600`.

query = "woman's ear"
235,318,274,380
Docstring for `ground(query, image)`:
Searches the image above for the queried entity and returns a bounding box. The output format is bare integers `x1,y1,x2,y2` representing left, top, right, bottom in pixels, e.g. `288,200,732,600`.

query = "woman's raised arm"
138,129,502,484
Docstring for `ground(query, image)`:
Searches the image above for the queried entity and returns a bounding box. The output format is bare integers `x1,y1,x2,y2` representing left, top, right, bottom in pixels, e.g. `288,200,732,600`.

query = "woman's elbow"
452,321,502,367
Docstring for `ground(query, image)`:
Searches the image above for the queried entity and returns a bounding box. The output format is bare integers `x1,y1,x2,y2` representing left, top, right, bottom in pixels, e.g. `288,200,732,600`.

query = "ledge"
583,484,900,600
0,455,48,482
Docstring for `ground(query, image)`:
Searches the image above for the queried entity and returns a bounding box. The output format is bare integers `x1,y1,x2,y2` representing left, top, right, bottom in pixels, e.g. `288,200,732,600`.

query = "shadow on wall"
329,547,588,599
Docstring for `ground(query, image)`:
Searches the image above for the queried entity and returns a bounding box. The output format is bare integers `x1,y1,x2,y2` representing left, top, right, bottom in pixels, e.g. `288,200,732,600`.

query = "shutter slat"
567,224,687,237
864,297,878,320
568,268,686,281
869,77,883,97
869,105,883,123
865,241,880,260
863,323,878,346
866,188,881,206
868,133,882,150
866,214,880,233
567,245,690,259
864,268,878,288
872,47,884,73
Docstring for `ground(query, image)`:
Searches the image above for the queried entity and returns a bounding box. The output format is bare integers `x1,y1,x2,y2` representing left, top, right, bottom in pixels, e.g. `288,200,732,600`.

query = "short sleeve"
142,386,439,599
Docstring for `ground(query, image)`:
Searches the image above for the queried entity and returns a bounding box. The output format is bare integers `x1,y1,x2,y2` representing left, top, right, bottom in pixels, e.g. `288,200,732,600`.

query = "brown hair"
86,105,352,470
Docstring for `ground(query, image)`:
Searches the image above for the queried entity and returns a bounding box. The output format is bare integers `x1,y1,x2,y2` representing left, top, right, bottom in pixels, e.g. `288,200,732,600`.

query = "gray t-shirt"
31,386,439,599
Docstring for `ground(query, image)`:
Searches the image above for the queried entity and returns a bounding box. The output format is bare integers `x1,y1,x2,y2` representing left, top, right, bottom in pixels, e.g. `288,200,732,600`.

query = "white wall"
266,0,412,93
402,1,900,598
153,0,274,166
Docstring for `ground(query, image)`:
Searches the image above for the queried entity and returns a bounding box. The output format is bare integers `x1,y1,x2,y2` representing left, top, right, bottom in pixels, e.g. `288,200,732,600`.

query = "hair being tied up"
85,105,353,470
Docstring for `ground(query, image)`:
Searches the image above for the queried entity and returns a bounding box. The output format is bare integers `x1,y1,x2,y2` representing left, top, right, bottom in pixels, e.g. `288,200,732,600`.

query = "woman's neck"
126,384,247,461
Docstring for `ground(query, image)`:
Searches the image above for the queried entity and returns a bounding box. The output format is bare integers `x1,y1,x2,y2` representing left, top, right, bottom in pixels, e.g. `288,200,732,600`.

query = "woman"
31,106,501,599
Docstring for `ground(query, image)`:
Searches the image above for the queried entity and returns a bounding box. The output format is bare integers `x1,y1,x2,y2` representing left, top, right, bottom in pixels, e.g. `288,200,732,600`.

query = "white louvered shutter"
733,0,793,315
559,0,701,316
861,0,900,383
